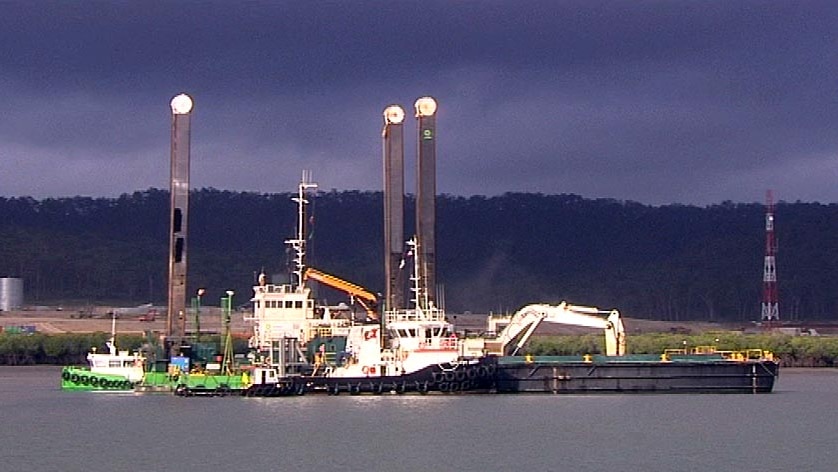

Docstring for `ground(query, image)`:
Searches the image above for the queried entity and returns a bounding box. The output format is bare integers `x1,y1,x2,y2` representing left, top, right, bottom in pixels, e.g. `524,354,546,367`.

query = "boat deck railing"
501,348,775,365
255,283,296,294
663,346,774,362
385,307,447,323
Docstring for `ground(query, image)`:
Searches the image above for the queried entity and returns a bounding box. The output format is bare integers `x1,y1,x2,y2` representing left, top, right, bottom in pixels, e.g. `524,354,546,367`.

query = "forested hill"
1,190,837,322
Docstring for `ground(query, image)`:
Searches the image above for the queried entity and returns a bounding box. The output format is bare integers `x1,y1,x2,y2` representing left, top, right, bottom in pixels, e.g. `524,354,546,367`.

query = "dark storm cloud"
1,1,837,204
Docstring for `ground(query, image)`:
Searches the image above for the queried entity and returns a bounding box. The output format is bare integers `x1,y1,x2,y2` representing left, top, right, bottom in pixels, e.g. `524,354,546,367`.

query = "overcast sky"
1,1,837,206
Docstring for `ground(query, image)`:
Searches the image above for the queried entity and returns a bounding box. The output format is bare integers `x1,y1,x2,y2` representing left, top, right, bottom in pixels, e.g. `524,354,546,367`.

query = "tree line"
1,189,837,322
0,332,248,366
1,332,834,368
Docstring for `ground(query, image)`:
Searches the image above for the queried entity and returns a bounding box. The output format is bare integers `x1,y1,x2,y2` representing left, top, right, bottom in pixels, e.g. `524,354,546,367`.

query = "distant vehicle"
138,309,157,322
110,303,154,320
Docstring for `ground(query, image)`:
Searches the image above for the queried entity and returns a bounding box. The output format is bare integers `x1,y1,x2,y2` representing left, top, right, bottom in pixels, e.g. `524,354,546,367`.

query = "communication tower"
761,190,779,323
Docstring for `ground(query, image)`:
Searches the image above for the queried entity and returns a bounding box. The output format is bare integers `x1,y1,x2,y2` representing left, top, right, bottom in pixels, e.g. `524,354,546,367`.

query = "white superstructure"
245,173,351,372
85,313,145,382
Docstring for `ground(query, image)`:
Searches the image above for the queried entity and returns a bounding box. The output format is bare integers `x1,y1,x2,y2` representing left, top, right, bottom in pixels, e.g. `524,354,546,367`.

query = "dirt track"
0,308,250,335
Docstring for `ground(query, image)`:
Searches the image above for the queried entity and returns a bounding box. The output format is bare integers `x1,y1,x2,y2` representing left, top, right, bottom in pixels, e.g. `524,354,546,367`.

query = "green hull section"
174,372,249,394
137,371,250,394
60,366,136,391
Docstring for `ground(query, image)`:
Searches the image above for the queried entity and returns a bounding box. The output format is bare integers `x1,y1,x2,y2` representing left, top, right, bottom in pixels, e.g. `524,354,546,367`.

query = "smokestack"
382,105,406,311
414,96,437,307
167,93,193,340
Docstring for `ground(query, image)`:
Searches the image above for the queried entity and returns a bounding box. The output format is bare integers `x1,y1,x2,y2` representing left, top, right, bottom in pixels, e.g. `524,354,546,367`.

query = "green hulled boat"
61,364,142,391
60,315,145,392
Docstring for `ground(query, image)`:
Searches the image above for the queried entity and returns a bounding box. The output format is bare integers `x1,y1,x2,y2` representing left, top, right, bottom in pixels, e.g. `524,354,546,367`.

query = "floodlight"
383,105,405,124
414,97,437,117
170,93,193,114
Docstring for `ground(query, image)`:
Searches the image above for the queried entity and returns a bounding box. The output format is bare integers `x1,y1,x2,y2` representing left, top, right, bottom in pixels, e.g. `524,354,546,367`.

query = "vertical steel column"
167,93,193,340
382,105,405,311
414,97,437,308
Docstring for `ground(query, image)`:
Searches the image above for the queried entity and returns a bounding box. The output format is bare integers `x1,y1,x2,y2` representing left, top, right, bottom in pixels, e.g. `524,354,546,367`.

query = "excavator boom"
490,302,626,356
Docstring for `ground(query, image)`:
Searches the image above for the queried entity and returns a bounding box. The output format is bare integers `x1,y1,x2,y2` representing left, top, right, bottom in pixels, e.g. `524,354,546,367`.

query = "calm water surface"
0,366,835,472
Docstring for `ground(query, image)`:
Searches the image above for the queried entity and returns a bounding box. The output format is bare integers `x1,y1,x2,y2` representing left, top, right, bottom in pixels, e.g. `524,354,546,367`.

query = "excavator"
303,267,379,320
486,302,626,356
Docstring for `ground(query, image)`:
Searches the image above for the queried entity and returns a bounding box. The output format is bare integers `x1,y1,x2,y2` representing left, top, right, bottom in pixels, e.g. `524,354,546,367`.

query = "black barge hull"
175,355,779,396
241,359,496,397
494,356,779,394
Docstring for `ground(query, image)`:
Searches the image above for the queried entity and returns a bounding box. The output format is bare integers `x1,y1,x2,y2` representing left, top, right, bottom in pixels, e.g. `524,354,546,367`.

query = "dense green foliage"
0,332,249,365
2,332,835,368
2,190,838,321
526,334,838,367
0,332,109,365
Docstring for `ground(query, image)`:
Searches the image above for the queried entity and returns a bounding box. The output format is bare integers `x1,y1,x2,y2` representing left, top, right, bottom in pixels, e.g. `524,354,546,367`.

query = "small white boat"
61,313,144,391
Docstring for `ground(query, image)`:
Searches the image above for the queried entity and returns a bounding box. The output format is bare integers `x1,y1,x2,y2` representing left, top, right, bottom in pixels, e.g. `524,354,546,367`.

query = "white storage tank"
0,277,24,311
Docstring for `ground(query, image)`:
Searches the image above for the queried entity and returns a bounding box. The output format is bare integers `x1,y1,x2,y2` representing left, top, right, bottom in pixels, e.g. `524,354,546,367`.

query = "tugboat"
239,176,493,396
61,313,144,391
243,240,494,396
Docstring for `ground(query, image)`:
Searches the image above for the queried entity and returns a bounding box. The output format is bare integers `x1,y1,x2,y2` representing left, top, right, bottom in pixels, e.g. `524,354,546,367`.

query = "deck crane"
487,302,626,356
303,267,379,320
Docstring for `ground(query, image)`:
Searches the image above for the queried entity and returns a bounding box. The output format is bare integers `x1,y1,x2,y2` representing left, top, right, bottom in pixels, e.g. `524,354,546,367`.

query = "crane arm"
494,302,626,356
303,267,379,319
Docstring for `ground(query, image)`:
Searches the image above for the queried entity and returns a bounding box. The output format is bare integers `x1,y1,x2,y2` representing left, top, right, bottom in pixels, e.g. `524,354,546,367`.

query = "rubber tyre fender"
62,371,71,381
80,375,90,386
70,373,80,384
89,377,99,387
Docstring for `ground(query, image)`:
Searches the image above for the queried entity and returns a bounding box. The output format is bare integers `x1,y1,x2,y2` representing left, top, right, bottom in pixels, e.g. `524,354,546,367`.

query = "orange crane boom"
303,267,379,319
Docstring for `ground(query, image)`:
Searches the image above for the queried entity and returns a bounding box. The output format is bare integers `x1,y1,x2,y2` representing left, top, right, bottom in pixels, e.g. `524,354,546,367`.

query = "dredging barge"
138,176,778,397
493,352,778,394
163,352,778,397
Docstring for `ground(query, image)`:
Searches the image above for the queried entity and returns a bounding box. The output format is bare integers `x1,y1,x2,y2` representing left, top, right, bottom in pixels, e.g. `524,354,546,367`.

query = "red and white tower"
761,190,779,322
